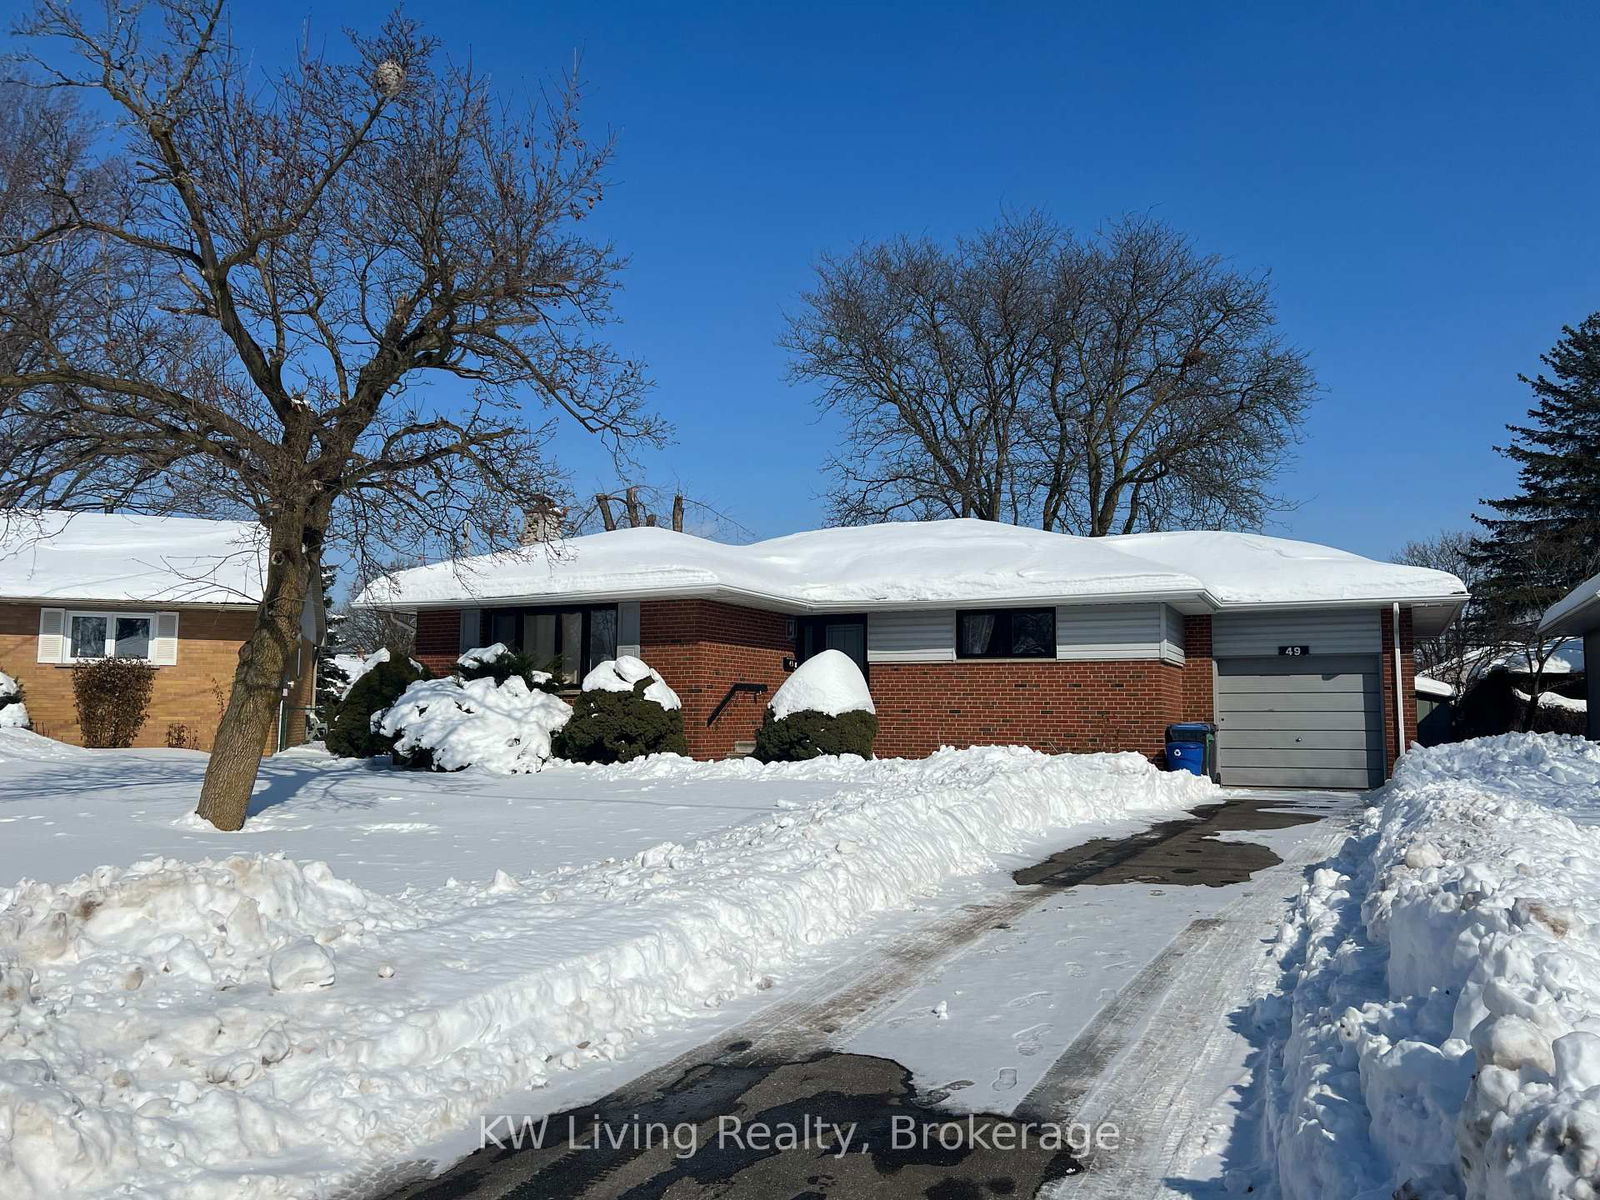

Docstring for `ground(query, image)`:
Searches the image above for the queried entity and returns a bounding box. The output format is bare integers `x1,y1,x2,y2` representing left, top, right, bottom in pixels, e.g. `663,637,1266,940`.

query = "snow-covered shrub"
376,675,572,772
71,657,155,747
551,656,687,763
325,651,431,758
754,649,877,762
456,642,560,693
0,670,29,730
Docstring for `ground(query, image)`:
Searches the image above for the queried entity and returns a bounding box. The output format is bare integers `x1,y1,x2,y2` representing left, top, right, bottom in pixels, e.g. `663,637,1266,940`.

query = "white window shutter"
151,612,180,665
37,608,65,663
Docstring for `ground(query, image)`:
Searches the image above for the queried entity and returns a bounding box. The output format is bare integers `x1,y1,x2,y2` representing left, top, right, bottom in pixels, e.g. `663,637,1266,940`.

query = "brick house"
0,511,315,752
363,519,1467,789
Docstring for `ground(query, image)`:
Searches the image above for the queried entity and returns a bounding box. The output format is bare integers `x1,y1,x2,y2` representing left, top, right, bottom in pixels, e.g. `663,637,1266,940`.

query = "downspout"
1391,602,1405,770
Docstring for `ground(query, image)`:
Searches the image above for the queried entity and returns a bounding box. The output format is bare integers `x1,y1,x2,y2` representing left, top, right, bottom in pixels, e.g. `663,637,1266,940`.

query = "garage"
1214,655,1385,789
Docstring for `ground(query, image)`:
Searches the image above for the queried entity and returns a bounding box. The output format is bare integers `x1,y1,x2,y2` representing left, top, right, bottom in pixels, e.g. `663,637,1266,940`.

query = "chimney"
520,495,566,545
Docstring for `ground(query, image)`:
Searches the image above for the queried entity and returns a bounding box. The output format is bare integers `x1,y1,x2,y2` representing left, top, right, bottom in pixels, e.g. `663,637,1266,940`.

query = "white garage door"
1215,655,1385,789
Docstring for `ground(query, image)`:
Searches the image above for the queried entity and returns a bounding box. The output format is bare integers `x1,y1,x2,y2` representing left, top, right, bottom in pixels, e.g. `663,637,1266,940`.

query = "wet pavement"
1013,794,1318,889
375,791,1355,1200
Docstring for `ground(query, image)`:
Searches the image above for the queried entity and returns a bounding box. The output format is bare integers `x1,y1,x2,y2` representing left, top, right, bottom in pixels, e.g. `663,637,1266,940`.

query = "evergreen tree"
1470,314,1600,627
313,564,350,732
1468,314,1600,728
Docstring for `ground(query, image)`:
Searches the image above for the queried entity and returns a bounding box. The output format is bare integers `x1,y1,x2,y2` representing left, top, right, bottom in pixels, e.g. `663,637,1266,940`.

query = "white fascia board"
393,585,1217,615
0,593,259,611
385,587,1470,620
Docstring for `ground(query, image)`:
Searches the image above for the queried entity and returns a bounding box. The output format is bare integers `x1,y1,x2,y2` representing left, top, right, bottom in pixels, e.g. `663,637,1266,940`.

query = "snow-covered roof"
358,518,1467,616
1414,675,1456,700
0,511,265,606
1542,570,1600,637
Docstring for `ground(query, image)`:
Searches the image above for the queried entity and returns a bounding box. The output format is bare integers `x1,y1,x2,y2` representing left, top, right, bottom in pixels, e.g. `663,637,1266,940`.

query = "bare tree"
576,483,749,539
784,213,1313,535
1400,528,1574,727
1394,530,1482,693
0,2,662,829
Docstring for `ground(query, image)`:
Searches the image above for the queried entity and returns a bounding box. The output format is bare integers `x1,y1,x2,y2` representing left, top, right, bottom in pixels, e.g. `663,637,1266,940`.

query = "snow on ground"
1255,734,1600,1200
0,730,1212,1199
768,648,874,719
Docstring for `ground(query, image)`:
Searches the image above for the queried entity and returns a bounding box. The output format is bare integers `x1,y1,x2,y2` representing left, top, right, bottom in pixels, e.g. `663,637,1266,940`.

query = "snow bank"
1257,734,1600,1200
376,675,572,772
579,655,680,710
0,671,27,729
0,746,1212,1198
768,650,874,720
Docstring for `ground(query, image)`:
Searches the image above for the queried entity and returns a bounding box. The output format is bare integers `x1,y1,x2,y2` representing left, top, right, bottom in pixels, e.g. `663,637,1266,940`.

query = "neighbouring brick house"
0,511,315,752
364,519,1468,789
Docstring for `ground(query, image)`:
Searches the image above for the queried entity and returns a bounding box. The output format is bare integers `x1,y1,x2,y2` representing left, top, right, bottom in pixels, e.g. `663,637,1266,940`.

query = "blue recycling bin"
1165,722,1218,781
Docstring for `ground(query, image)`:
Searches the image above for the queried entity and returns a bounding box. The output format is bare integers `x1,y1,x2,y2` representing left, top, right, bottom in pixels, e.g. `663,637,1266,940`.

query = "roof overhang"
366,584,1471,627
1541,574,1600,638
0,594,259,611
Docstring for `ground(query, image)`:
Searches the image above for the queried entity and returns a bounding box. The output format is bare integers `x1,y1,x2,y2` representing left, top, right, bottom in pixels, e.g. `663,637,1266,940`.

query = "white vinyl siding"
618,601,642,659
868,603,1188,664
1161,605,1187,666
1211,610,1380,658
867,609,956,663
1055,603,1168,661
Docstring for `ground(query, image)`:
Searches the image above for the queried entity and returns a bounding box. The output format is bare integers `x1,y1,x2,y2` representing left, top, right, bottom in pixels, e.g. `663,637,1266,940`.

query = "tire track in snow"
1035,806,1357,1198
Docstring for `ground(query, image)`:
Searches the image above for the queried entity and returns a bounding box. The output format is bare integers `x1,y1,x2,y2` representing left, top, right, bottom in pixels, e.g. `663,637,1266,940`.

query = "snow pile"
376,675,572,772
769,649,874,720
0,745,1212,1198
0,854,389,1198
579,655,681,710
1257,734,1600,1200
0,671,27,729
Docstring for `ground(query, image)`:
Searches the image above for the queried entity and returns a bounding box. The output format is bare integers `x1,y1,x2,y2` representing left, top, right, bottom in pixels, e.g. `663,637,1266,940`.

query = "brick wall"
415,609,461,676
0,601,313,752
1181,614,1215,722
640,599,793,758
1380,606,1418,773
871,658,1190,760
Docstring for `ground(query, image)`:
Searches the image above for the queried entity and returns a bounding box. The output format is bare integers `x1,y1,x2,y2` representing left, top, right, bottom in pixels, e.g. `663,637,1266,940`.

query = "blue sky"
217,3,1600,555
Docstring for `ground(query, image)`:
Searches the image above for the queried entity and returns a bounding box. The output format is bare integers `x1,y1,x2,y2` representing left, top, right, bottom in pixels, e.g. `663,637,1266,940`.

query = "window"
481,605,620,687
956,608,1055,659
66,612,155,661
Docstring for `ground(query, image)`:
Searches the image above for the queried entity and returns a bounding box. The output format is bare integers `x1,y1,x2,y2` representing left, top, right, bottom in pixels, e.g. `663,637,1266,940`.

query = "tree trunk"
196,518,318,831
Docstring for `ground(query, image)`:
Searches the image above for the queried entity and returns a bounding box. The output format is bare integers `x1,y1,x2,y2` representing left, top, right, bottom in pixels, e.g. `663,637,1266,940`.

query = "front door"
797,615,868,675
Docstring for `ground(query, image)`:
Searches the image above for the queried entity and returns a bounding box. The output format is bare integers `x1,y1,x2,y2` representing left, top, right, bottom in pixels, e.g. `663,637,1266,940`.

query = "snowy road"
382,789,1361,1199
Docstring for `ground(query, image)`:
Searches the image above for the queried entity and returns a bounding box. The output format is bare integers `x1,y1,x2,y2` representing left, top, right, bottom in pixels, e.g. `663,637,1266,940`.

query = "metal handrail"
706,681,768,726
